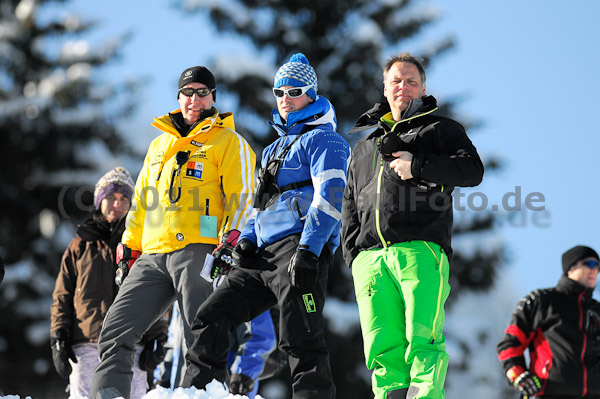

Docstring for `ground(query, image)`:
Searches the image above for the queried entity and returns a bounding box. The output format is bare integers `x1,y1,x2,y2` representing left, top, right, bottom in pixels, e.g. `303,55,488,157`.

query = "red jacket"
497,276,600,397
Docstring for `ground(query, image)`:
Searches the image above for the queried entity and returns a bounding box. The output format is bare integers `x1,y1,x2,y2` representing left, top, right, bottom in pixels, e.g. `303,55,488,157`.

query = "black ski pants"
182,234,335,399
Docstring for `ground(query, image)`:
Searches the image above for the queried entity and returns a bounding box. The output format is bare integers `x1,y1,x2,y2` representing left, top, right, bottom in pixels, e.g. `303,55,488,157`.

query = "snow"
213,55,273,83
15,0,36,22
451,230,503,260
60,41,90,62
348,17,383,45
0,380,265,399
182,0,249,27
444,271,520,397
322,297,360,335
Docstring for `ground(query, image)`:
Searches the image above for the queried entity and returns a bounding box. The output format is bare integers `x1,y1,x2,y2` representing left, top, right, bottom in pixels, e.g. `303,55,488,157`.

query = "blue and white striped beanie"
274,53,318,100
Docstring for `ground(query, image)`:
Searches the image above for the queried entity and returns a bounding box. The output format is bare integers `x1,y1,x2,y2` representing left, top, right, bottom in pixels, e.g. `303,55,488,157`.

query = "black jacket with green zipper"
341,95,484,266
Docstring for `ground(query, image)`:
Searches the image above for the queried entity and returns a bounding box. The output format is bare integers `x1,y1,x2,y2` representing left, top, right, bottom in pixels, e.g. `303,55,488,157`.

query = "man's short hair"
383,52,426,84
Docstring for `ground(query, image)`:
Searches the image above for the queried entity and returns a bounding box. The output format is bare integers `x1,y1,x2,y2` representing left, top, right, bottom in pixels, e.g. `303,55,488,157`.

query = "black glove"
139,339,166,372
115,243,141,286
288,248,319,290
50,331,77,379
513,370,542,397
210,230,241,279
586,309,600,339
231,239,259,269
229,373,254,395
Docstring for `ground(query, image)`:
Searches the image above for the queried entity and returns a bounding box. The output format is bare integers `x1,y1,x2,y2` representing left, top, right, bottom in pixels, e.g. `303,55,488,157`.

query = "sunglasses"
272,85,313,98
582,260,600,270
179,87,215,97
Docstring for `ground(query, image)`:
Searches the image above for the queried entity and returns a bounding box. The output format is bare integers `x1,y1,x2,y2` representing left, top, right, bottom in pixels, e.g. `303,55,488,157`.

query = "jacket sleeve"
239,213,258,244
122,146,152,252
228,311,276,381
299,130,351,256
497,291,541,373
50,239,80,336
411,119,484,187
218,133,256,235
341,156,360,267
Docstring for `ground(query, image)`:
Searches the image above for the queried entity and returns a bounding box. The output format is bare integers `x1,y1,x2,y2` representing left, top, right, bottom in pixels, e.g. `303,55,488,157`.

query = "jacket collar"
270,95,337,136
151,107,235,182
556,275,594,300
152,107,235,138
348,95,438,136
76,216,125,248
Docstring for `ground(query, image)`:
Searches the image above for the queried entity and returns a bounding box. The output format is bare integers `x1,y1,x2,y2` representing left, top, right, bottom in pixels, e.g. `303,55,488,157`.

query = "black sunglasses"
179,87,215,98
272,85,313,98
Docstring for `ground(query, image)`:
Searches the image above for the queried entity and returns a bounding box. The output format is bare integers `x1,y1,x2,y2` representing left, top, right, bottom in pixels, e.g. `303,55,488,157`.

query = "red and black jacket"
497,276,600,397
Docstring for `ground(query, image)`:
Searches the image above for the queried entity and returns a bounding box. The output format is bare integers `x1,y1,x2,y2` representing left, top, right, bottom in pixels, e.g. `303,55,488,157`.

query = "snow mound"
0,380,266,399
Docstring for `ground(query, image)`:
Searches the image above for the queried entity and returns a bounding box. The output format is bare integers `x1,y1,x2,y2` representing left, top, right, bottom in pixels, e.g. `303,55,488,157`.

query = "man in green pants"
341,52,484,399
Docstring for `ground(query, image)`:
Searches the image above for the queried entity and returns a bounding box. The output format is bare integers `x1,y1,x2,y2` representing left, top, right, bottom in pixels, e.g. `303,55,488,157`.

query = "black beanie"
562,245,599,274
178,66,216,100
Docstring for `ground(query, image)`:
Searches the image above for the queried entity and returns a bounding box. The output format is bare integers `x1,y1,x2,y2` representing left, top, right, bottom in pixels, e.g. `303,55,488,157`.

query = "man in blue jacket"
182,53,351,399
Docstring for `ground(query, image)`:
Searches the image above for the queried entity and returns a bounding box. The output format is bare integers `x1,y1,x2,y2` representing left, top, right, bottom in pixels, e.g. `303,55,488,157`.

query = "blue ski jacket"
240,96,351,256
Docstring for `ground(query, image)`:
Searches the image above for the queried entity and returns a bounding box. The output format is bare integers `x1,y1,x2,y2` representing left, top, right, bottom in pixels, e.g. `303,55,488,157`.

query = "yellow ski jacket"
122,108,256,253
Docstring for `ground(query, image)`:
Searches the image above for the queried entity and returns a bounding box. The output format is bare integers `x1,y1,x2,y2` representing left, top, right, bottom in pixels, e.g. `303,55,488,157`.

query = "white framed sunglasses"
272,85,314,98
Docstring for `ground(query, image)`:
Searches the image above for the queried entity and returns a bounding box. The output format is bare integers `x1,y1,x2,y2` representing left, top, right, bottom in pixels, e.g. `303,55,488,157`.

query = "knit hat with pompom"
274,53,318,100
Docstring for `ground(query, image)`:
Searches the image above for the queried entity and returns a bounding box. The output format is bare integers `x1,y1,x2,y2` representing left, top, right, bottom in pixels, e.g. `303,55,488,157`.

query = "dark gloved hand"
288,248,319,290
210,229,241,279
512,370,542,397
229,373,254,395
139,339,166,372
586,309,600,340
50,330,77,379
231,239,259,269
115,243,141,286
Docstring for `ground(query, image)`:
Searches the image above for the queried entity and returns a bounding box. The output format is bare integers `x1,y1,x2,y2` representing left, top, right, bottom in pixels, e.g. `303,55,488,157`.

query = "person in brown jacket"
50,167,168,399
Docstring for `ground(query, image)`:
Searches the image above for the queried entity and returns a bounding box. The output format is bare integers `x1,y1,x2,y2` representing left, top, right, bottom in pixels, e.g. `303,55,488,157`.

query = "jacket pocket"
257,193,304,245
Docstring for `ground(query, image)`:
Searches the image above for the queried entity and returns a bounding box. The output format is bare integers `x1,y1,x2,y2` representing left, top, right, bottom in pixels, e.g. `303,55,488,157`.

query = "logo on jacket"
186,161,204,179
176,233,184,241
302,293,316,313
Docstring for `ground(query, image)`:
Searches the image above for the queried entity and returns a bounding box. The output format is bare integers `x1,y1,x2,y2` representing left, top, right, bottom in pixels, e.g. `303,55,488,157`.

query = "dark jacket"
51,216,167,345
341,96,483,266
497,276,600,398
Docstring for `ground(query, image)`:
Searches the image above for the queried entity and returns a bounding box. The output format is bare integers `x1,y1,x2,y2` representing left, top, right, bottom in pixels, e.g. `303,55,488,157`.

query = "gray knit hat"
93,166,135,210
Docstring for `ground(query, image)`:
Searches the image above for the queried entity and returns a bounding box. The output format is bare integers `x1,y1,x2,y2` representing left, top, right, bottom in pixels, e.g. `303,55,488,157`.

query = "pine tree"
176,1,504,397
0,1,136,395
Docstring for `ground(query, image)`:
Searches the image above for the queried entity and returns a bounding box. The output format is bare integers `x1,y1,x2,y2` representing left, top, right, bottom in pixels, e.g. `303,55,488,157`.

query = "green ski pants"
352,240,450,399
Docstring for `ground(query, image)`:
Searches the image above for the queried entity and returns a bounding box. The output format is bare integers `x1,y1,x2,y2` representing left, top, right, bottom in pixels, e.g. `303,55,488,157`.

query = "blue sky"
57,0,600,301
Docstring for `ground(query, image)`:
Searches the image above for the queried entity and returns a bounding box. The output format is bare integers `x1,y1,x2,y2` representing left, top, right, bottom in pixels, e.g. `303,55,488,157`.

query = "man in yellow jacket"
90,66,256,399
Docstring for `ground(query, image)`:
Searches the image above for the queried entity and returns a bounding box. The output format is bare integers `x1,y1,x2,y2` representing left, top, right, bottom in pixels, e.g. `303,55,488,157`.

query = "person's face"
275,85,312,122
100,191,130,223
178,82,215,125
383,61,426,120
567,257,600,288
